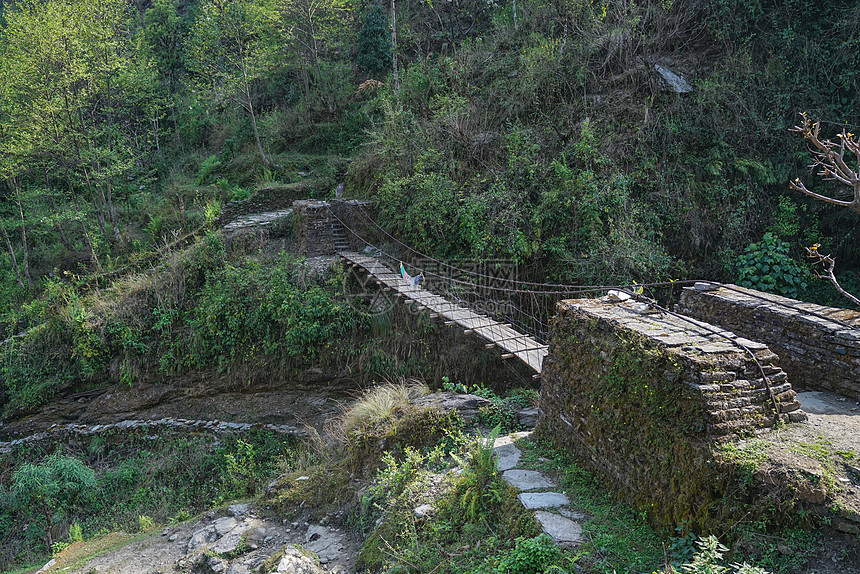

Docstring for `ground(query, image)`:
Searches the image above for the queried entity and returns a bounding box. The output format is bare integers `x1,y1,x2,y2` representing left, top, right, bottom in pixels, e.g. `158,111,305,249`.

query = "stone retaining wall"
677,284,860,399
293,200,336,256
538,297,805,529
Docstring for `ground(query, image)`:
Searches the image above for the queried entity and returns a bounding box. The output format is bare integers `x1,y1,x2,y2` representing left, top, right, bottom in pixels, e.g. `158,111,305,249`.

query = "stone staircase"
332,222,350,252
494,432,584,546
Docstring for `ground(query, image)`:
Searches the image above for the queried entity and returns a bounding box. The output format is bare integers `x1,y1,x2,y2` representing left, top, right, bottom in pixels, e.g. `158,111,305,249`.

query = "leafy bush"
492,534,562,574
176,254,363,371
11,454,97,552
737,233,808,298
676,535,771,574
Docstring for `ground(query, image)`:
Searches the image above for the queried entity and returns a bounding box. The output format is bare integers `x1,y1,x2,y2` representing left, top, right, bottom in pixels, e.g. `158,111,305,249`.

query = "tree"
789,112,860,307
12,454,97,553
278,0,351,117
142,0,188,146
189,0,273,167
355,2,391,79
0,0,160,258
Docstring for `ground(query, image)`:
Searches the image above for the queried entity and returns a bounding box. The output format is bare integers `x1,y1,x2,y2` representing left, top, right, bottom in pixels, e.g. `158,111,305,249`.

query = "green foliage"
677,535,771,574
737,233,809,298
0,430,295,569
454,426,504,522
177,253,362,371
219,439,260,501
491,534,563,574
366,447,425,512
197,155,223,185
355,2,391,78
137,514,155,532
11,454,97,552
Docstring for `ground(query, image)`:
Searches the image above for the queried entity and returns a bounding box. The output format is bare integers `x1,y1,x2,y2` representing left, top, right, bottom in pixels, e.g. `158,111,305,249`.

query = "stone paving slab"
502,469,556,490
534,511,583,546
517,492,570,509
493,431,532,448
494,443,522,471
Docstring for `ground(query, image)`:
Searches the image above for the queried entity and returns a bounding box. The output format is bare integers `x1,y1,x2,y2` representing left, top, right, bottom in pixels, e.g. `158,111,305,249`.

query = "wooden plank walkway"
340,251,547,374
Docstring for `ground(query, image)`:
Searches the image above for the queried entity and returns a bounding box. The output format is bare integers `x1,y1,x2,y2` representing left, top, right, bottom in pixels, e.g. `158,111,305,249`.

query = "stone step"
534,511,583,546
502,469,556,490
494,443,522,471
517,492,571,509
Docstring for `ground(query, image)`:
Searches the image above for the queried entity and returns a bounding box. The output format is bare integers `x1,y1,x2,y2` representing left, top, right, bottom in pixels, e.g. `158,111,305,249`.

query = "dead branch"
806,244,860,307
789,112,860,215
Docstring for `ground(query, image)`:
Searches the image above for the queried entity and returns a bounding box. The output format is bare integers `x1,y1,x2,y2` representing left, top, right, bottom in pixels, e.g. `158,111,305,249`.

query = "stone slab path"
494,431,584,547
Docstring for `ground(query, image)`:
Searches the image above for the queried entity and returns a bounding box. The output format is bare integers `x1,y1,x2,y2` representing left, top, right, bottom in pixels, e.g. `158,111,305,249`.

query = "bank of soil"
0,375,360,441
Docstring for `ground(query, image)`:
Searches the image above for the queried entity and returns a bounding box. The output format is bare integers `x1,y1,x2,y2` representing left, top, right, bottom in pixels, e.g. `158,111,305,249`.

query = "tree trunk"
12,187,32,286
42,502,53,554
45,171,73,253
390,0,399,95
81,222,102,273
104,177,123,244
1,226,24,288
241,68,270,167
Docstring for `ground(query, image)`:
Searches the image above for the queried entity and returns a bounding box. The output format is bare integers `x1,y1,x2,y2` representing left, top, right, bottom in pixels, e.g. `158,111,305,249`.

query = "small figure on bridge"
400,262,423,288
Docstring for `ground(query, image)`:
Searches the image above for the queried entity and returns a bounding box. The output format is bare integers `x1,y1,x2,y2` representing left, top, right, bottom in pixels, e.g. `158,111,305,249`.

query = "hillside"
1,0,860,572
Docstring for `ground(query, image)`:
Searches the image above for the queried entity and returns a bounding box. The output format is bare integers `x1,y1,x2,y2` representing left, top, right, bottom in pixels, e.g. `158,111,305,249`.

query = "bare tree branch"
789,112,860,215
806,245,860,307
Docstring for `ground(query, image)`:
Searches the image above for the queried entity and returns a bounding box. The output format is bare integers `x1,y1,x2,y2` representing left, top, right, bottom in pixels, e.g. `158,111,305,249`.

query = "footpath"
495,431,585,547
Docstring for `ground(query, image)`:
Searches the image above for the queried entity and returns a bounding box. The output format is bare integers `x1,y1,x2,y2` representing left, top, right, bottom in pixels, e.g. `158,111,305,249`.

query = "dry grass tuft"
335,379,430,440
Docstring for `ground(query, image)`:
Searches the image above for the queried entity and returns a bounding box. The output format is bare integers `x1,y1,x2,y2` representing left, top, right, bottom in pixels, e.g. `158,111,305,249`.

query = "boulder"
409,392,493,423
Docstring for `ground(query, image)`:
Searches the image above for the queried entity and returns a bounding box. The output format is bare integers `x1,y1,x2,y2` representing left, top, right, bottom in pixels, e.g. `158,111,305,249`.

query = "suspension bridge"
340,250,549,373
328,202,668,376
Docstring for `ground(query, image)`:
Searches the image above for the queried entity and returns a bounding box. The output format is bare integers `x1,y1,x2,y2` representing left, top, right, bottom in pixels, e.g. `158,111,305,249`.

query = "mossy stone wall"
677,285,860,399
537,298,805,531
294,200,336,256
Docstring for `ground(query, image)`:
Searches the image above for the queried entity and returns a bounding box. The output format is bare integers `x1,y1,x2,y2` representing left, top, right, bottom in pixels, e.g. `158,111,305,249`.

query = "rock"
208,556,227,573
607,290,632,302
414,504,435,518
517,492,571,509
276,546,325,574
35,559,56,573
169,533,178,542
494,443,522,471
211,521,255,555
534,511,583,546
502,470,556,490
228,504,250,517
654,64,693,93
226,565,251,574
212,517,239,537
188,528,215,552
304,525,347,564
557,508,587,521
516,408,540,428
409,392,493,423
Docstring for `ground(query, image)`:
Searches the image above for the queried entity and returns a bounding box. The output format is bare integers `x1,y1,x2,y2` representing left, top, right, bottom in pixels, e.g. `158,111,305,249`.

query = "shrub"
11,454,97,553
737,233,808,298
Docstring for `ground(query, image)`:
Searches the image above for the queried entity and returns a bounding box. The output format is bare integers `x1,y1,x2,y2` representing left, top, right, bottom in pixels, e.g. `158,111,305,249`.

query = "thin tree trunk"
81,222,102,272
104,177,122,244
1,226,24,288
15,194,32,285
42,503,53,554
44,171,73,253
390,0,399,94
241,69,270,167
